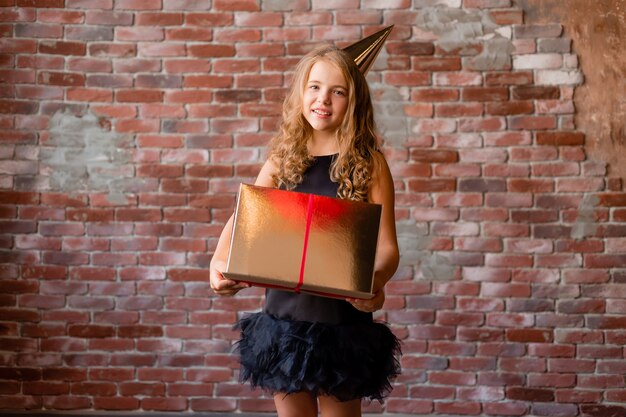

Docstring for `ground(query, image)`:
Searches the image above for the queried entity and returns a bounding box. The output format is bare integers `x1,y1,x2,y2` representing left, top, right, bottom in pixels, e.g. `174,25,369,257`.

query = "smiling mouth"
312,109,331,116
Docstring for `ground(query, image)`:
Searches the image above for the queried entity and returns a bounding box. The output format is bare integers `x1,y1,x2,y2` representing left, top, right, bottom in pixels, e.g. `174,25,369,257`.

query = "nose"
317,89,331,104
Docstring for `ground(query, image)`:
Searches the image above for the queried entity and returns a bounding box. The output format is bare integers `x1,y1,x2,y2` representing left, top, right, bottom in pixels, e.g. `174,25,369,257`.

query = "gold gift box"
224,184,381,299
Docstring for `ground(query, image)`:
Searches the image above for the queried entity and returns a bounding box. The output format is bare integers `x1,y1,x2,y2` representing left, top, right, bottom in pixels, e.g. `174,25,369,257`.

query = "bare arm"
209,158,278,296
348,152,399,311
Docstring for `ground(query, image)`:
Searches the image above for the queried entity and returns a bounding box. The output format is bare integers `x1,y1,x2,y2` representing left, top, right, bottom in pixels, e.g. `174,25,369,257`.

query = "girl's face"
302,59,349,137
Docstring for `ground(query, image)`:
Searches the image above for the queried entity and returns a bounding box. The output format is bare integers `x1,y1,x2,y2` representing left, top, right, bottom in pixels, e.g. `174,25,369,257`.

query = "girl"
209,44,401,417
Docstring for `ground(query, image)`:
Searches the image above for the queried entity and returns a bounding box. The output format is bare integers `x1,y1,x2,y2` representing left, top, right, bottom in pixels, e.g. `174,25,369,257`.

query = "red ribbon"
295,194,314,293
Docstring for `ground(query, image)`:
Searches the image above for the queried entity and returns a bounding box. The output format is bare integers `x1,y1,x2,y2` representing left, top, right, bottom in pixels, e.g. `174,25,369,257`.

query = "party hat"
343,25,394,75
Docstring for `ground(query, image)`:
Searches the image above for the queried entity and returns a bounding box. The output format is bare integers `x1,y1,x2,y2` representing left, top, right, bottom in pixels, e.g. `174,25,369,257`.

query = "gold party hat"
343,25,394,75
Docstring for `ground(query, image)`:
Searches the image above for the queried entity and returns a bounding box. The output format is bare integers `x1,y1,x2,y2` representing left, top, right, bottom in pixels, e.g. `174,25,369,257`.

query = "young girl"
209,44,401,417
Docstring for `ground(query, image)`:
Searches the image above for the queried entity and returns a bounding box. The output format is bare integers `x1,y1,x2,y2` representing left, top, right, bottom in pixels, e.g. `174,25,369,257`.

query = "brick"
436,42,483,57
598,193,626,207
513,53,562,70
0,100,39,114
410,385,455,400
484,402,528,416
550,358,596,373
88,42,135,57
385,40,436,56
486,101,534,116
462,87,508,102
116,89,162,103
280,9,332,24
412,88,459,102
412,118,456,133
38,71,85,87
17,0,64,6
587,316,626,329
71,382,116,396
532,404,579,416
39,40,86,55
458,117,506,131
509,116,556,130
429,371,477,387
506,239,553,253
384,72,430,86
536,70,583,85
539,151,582,172
191,398,237,412
459,179,506,192
463,0,511,6
512,269,559,283
434,72,482,86
512,86,560,100
68,325,115,338
410,149,459,163
481,283,531,298
537,132,585,146
509,146,558,161
413,57,461,71
436,103,483,117
508,179,554,193
585,254,626,269
24,381,69,395
139,42,187,57
485,71,532,86
164,59,212,73
187,44,236,58
231,10,282,26
578,375,624,389
507,329,553,343
514,24,562,39
93,396,139,410
506,387,555,402
8,24,45,43
489,9,523,25
536,99,576,114
538,37,572,53
577,345,621,359
184,12,232,27
211,0,258,10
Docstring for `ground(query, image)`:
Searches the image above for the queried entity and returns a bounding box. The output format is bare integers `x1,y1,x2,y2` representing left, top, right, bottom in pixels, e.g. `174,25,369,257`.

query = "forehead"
307,59,347,87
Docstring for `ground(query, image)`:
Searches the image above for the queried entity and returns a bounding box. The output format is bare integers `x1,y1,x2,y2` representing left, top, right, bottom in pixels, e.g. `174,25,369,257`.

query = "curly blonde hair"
267,44,379,202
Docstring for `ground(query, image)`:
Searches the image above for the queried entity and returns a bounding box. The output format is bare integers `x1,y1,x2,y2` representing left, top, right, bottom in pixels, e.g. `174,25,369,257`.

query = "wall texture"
1,0,626,416
519,0,626,180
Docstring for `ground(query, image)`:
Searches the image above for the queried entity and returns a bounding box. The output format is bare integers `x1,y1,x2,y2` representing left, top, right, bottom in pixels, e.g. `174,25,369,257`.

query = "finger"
212,279,250,295
213,278,238,290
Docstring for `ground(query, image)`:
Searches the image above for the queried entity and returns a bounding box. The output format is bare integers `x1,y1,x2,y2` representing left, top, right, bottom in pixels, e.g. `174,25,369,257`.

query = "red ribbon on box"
295,194,315,294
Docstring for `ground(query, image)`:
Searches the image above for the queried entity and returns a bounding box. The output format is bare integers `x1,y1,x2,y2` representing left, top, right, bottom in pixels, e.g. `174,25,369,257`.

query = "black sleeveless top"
263,154,373,325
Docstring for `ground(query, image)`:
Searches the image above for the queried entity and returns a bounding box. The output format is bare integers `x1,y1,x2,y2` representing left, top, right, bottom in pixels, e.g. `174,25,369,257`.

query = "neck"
308,131,338,156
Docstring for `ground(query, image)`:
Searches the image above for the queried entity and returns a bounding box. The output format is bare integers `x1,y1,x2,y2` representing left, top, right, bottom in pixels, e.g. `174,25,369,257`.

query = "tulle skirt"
234,312,401,403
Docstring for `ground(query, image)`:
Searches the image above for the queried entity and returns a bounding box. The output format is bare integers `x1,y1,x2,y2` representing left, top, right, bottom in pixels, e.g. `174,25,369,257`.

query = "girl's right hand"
210,260,250,296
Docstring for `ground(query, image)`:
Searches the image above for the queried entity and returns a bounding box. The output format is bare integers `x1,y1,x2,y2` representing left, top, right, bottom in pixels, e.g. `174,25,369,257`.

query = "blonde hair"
267,44,379,202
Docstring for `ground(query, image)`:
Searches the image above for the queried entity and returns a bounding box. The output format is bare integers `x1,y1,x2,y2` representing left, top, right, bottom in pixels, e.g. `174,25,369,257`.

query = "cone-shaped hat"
343,25,394,75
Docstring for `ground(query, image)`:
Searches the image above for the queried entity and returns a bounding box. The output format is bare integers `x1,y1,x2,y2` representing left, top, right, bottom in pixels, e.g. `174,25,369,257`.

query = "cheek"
338,100,349,116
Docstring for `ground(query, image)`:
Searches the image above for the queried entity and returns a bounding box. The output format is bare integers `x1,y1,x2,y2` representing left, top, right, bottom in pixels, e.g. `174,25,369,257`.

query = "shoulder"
368,150,394,203
254,157,279,188
370,150,392,181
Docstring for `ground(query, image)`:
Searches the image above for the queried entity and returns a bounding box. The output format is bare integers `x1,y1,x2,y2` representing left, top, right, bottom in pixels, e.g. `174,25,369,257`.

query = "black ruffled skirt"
234,312,401,403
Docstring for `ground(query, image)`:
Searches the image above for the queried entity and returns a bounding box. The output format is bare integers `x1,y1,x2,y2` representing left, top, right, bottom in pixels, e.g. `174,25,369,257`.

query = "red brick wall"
1,0,625,415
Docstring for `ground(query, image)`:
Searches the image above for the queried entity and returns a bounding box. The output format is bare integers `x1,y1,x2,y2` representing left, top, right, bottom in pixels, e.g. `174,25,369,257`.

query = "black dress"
235,154,401,403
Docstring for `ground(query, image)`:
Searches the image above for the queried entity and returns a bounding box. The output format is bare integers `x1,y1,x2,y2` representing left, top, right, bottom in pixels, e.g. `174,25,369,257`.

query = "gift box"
224,183,382,299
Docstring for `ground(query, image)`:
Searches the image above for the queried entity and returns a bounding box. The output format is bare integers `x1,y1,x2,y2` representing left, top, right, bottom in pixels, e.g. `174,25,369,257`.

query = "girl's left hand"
347,288,385,313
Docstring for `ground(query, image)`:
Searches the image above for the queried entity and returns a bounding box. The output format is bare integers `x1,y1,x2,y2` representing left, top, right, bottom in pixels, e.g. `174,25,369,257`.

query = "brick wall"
1,0,626,416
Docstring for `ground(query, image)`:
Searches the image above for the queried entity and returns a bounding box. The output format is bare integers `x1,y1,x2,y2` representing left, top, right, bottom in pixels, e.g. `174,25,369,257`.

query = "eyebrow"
307,80,348,90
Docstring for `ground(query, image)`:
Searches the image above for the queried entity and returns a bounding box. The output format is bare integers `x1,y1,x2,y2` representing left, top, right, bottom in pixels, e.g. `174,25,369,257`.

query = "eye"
308,84,318,90
333,89,346,96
